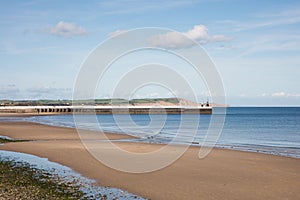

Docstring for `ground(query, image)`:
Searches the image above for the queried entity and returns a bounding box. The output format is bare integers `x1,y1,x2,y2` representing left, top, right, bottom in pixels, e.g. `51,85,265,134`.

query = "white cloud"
259,92,300,98
49,21,87,37
149,25,233,49
0,84,20,98
150,31,194,49
185,25,209,41
272,92,286,97
27,87,70,94
27,87,72,99
286,93,300,97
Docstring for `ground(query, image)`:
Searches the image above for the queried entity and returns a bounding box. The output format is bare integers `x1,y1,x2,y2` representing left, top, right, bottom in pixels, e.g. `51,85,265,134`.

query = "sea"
2,107,300,158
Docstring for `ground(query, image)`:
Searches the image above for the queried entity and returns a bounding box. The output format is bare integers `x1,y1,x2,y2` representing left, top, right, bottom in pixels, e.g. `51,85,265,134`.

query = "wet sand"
0,121,299,199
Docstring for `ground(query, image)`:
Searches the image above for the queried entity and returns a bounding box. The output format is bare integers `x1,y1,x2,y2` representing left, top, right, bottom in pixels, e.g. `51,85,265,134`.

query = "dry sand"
0,121,299,200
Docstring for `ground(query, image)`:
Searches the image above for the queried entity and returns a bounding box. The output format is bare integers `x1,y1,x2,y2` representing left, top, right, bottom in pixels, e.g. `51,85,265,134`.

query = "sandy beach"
0,121,299,200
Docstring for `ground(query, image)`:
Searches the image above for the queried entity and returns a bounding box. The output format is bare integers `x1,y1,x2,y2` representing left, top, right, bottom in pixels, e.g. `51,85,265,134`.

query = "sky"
0,0,300,106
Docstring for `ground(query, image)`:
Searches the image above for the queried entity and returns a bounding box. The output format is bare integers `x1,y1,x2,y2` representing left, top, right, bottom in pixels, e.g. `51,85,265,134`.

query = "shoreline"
0,121,300,199
2,113,299,159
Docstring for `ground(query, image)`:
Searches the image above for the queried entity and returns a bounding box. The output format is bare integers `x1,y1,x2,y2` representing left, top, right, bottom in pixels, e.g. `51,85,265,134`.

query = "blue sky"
0,0,300,106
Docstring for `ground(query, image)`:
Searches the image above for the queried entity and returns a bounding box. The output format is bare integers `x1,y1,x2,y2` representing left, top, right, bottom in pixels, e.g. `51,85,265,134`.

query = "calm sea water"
3,107,300,158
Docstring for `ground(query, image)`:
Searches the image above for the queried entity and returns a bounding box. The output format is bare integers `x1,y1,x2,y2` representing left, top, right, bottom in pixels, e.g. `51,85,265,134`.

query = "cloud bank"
149,25,233,49
0,84,20,98
261,92,300,98
26,87,72,99
49,21,87,37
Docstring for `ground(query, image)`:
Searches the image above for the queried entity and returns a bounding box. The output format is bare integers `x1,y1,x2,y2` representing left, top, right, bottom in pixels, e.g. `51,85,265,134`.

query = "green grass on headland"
0,97,181,106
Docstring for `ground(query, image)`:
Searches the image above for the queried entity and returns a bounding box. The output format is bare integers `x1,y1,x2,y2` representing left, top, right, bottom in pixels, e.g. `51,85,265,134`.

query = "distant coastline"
0,98,214,115
0,98,229,107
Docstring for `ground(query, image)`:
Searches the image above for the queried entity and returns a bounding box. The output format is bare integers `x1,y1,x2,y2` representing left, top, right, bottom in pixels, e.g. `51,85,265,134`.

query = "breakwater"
0,106,212,115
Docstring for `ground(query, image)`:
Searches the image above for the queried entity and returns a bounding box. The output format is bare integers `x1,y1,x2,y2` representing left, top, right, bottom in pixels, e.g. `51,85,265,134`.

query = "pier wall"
0,106,212,115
